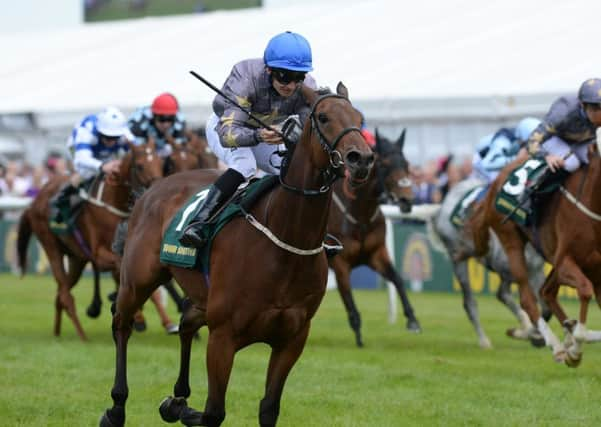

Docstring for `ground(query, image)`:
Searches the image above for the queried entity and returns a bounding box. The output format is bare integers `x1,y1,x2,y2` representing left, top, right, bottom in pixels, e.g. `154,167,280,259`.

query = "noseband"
280,93,363,196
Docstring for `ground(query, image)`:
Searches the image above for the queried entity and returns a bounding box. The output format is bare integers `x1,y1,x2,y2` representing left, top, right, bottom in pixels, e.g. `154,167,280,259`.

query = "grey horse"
429,178,550,348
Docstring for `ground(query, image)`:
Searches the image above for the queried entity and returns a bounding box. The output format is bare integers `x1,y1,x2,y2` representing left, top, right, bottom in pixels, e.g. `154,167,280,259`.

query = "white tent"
0,0,598,162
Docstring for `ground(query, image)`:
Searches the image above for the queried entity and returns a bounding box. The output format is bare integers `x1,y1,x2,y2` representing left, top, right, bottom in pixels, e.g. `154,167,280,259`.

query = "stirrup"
179,224,208,248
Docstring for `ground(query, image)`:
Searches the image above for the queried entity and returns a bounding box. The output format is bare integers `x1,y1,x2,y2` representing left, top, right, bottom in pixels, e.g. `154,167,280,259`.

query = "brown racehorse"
328,129,419,347
468,143,601,366
163,129,220,174
16,142,163,341
99,83,375,427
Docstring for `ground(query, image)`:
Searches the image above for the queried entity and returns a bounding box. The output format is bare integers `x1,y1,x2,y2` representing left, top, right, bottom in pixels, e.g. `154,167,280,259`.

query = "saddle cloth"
160,175,279,270
450,184,487,229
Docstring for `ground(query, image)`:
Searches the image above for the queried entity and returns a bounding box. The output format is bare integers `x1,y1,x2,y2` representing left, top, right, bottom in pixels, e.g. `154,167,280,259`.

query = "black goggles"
155,115,176,123
270,68,306,84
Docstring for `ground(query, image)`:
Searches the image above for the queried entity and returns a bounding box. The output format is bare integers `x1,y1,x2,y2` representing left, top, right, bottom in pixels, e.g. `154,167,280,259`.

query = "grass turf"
1,273,600,426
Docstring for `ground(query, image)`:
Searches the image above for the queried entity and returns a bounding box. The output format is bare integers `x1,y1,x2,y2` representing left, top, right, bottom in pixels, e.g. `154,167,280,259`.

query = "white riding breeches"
205,113,284,179
542,136,590,172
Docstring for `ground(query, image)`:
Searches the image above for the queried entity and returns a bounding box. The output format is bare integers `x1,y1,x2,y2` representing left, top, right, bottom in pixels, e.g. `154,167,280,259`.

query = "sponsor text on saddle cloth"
495,158,561,226
160,175,279,270
450,184,487,229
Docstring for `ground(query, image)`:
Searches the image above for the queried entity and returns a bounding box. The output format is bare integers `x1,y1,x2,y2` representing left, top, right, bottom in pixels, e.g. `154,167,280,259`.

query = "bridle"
279,93,363,196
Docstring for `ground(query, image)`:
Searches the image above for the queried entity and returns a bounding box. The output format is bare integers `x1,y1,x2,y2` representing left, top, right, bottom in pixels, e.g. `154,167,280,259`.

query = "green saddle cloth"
450,185,487,229
494,158,561,226
160,175,278,271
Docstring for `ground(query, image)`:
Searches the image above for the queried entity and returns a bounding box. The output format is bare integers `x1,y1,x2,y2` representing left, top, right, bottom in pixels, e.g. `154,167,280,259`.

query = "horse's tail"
16,210,33,277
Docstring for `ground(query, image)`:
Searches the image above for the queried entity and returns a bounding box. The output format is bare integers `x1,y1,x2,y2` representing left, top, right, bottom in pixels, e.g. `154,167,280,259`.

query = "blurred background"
0,0,597,203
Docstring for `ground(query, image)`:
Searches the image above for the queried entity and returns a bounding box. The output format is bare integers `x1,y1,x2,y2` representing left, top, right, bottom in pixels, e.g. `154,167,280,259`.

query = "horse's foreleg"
259,326,310,427
101,278,153,427
179,328,235,427
331,258,363,347
453,260,490,348
497,276,532,341
371,246,421,333
159,303,206,424
555,256,594,367
87,264,102,318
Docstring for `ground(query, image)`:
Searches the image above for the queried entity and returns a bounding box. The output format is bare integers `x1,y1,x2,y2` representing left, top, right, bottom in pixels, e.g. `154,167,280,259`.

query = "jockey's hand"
544,154,564,173
102,160,121,176
258,129,283,145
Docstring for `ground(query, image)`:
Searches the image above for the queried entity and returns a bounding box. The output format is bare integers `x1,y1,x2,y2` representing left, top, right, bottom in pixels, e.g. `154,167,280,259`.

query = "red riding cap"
151,93,179,115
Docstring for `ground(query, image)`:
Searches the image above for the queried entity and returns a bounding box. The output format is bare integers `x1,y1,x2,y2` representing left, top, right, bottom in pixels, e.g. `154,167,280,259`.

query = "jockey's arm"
73,146,103,180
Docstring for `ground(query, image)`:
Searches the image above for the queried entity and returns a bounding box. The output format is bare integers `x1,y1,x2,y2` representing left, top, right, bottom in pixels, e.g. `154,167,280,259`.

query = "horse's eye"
318,112,329,124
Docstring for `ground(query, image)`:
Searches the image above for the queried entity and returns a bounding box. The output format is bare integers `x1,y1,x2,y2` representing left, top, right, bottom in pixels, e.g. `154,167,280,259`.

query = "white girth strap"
244,212,324,256
559,186,601,222
79,183,130,218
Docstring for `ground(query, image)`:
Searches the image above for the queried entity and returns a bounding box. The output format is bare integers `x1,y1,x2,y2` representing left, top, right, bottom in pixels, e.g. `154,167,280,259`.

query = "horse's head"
167,142,199,173
185,129,219,169
120,139,163,189
374,128,413,213
299,83,375,189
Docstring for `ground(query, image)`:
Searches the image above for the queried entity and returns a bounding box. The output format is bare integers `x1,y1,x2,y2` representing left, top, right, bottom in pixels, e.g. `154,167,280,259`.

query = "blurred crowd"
410,154,473,204
0,153,68,198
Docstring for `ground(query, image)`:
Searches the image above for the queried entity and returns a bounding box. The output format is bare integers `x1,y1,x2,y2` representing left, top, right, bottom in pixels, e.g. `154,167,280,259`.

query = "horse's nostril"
345,150,361,165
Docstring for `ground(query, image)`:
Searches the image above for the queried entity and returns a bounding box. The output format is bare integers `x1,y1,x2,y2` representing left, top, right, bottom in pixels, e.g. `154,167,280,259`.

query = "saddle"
160,175,280,270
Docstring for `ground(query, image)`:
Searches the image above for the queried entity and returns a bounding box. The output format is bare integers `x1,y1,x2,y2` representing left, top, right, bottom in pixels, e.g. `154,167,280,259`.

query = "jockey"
128,92,187,158
179,31,317,248
516,78,601,204
52,106,132,223
471,117,541,182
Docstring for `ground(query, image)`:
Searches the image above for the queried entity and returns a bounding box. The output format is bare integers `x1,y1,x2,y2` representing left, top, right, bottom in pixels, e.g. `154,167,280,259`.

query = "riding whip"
188,70,292,145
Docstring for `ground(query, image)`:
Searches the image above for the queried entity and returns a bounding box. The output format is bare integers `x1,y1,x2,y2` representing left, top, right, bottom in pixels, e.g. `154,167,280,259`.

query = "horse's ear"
336,82,349,99
300,84,318,106
397,128,406,151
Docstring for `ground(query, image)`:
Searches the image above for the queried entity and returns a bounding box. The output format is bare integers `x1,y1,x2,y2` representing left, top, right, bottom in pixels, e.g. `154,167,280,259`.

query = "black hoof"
406,319,422,333
529,333,546,348
180,406,204,426
107,291,117,302
159,396,187,423
87,303,102,319
99,409,123,427
355,338,364,348
133,319,147,332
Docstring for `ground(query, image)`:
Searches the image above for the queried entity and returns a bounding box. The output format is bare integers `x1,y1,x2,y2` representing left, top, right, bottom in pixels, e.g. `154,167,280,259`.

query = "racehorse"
99,83,375,427
431,178,550,348
16,142,164,341
163,129,220,174
468,142,601,365
328,129,420,347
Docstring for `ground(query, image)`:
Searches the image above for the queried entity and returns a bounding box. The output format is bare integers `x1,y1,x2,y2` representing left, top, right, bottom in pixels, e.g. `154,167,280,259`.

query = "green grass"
1,273,601,426
85,0,261,22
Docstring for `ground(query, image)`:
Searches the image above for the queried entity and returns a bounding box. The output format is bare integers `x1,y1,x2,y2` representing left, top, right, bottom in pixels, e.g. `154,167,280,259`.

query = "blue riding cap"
514,117,541,142
578,78,601,105
263,31,313,72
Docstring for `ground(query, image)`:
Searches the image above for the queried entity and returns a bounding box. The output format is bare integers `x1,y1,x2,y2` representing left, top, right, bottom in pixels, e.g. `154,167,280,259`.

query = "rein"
80,180,130,218
279,93,363,196
332,191,380,225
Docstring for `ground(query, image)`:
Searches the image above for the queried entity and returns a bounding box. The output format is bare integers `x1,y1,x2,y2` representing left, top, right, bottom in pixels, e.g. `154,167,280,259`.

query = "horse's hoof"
565,351,583,368
506,327,529,340
406,320,422,333
529,332,546,348
159,396,187,423
99,409,122,427
355,337,364,348
552,349,567,364
133,320,147,332
479,337,493,349
107,291,117,302
179,406,204,426
87,304,102,319
165,323,180,335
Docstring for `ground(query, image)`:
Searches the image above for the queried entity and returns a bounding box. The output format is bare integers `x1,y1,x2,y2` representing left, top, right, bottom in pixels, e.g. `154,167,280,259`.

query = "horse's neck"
568,165,601,217
266,138,332,247
90,178,130,210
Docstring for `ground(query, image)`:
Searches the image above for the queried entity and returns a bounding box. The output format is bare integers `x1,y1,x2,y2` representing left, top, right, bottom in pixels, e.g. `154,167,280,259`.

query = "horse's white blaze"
397,178,412,188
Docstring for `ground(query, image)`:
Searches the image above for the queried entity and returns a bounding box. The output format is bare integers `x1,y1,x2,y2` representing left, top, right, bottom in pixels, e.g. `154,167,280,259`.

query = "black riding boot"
515,167,553,208
179,168,246,248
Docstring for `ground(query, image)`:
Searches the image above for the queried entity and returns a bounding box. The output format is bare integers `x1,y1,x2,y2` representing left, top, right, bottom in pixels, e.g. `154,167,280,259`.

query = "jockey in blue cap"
179,31,318,248
515,78,601,205
472,117,541,182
